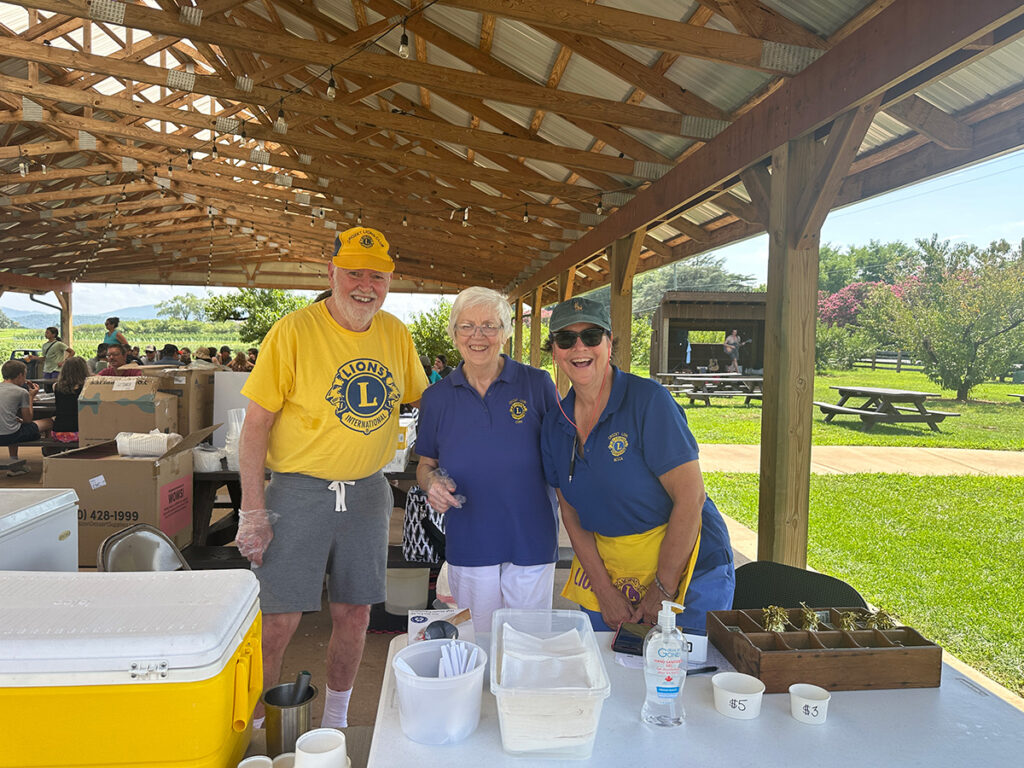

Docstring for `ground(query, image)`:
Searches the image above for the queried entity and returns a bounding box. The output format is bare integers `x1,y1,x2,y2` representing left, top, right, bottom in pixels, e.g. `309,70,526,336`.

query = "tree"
818,239,920,293
156,293,208,322
205,289,310,344
861,237,1024,400
406,299,459,365
630,314,653,372
0,308,18,329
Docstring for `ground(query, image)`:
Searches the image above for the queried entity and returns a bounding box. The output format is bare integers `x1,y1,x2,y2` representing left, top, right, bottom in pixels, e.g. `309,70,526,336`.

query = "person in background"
540,297,734,634
194,347,213,362
52,355,89,444
142,345,159,365
218,346,233,366
238,226,428,730
229,352,253,372
434,354,453,379
96,344,144,377
103,317,128,349
416,286,559,630
418,354,435,383
24,326,67,380
87,343,109,374
127,346,144,365
178,347,193,365
156,343,182,366
247,348,259,365
0,360,52,465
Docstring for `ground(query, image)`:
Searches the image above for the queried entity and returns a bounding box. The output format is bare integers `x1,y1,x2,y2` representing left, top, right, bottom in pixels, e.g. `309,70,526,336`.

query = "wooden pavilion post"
529,286,543,367
512,296,524,362
57,289,73,349
554,270,574,395
758,98,881,566
608,231,643,372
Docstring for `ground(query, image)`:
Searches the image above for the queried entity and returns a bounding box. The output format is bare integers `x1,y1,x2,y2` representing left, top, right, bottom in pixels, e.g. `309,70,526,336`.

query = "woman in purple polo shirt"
415,287,559,631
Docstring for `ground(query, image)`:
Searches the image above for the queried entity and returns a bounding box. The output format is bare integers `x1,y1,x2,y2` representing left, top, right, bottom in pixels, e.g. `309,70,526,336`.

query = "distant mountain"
1,304,161,329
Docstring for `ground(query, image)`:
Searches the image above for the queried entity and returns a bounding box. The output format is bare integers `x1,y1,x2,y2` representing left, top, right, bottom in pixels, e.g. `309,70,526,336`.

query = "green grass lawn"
680,368,1024,450
705,472,1024,697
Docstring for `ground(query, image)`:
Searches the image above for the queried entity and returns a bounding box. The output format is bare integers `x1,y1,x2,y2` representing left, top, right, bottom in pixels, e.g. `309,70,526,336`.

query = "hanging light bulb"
398,24,410,59
274,108,287,134
357,209,363,225
326,68,337,100
402,215,408,227
523,204,529,223
167,163,173,177
105,171,111,185
186,150,193,171
596,195,604,215
462,207,469,227
211,143,218,160
19,160,27,177
40,163,47,175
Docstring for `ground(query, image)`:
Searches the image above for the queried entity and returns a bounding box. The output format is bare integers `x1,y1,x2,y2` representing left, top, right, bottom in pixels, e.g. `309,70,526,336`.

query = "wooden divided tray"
707,608,942,693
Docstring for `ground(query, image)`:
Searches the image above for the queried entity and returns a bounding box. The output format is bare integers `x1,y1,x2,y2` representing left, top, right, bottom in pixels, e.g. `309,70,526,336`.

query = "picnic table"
814,386,960,432
1007,393,1024,403
657,372,763,405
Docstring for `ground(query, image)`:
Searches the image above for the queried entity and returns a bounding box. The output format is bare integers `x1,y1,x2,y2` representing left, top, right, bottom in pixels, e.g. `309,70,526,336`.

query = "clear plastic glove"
425,467,467,513
236,508,280,567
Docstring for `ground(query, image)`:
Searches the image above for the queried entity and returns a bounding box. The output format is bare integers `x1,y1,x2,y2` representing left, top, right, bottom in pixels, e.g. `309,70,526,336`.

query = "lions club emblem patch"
608,431,628,459
325,358,401,434
509,398,528,423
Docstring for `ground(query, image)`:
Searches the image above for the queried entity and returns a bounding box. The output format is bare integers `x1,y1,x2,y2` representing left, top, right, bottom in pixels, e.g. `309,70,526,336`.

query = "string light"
186,150,193,171
357,209,363,225
596,195,604,215
326,67,337,100
274,108,288,134
18,160,27,177
398,22,410,59
523,204,529,223
211,134,219,159
105,171,111,185
462,207,470,227
402,215,408,227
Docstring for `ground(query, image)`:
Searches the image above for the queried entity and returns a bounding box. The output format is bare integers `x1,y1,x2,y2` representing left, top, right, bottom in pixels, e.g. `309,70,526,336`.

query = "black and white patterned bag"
401,485,446,564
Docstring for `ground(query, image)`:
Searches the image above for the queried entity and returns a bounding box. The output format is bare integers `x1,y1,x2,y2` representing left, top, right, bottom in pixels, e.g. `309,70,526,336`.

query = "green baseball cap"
548,297,611,333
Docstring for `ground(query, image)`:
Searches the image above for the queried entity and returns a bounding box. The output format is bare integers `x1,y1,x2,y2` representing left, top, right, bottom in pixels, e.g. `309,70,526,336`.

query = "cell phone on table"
611,622,652,656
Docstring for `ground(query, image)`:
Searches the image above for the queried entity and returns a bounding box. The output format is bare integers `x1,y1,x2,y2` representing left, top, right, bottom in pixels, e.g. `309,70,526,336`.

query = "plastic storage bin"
490,609,611,759
0,488,78,572
0,569,262,768
392,639,487,745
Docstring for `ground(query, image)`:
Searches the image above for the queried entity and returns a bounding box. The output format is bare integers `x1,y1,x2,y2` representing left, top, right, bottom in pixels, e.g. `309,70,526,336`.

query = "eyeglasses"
552,328,607,349
455,323,502,337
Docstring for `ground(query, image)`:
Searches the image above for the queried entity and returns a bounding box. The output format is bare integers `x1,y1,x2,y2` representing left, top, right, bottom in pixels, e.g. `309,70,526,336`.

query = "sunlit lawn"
705,472,1024,697
680,368,1024,450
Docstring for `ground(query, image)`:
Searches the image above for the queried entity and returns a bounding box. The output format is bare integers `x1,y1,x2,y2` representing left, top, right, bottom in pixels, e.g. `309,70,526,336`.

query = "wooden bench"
684,391,763,406
1008,393,1024,403
814,401,957,432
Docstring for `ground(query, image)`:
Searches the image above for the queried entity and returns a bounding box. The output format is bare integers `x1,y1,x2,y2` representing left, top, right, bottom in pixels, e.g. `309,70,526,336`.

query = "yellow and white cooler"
0,569,262,768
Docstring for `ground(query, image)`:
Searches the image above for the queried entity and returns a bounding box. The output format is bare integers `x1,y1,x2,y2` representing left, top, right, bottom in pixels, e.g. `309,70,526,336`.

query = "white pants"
448,562,556,633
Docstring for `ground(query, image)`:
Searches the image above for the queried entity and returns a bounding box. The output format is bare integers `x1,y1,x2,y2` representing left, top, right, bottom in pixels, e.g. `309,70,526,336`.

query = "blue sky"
2,148,1022,320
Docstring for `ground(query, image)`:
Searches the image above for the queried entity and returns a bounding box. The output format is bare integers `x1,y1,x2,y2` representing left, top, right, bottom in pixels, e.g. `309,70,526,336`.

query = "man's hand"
25,381,39,398
236,508,278,566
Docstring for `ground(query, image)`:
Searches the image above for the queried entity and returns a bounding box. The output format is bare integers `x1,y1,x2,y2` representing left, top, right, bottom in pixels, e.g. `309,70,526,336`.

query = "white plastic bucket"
385,568,430,614
392,639,487,745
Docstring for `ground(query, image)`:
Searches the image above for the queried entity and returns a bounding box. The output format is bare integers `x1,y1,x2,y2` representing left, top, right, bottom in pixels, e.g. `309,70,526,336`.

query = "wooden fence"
853,351,924,372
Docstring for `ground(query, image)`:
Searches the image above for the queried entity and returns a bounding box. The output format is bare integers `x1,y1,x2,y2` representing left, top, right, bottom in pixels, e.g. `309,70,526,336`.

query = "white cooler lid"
0,488,79,537
0,570,259,680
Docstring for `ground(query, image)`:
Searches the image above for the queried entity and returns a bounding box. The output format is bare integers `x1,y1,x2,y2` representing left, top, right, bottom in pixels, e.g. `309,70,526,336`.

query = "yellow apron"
562,523,701,612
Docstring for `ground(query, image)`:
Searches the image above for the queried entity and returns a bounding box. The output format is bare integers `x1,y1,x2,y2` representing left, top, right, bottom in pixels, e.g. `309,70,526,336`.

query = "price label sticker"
89,474,107,490
112,378,137,391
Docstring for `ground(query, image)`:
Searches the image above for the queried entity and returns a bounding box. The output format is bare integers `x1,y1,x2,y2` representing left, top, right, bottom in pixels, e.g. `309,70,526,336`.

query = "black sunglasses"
552,328,608,349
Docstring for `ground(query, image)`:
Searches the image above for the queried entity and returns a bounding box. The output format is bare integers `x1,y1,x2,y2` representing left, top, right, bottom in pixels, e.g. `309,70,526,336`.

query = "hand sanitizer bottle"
641,600,687,727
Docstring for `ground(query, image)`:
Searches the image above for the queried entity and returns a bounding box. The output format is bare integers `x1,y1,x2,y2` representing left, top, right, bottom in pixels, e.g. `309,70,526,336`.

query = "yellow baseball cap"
332,226,394,273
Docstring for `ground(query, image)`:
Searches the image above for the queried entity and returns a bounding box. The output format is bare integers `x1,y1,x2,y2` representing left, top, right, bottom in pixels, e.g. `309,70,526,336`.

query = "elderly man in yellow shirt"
238,226,428,729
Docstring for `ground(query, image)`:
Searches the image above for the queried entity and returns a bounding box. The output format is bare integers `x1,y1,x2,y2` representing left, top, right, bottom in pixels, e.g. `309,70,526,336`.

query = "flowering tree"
861,237,1024,400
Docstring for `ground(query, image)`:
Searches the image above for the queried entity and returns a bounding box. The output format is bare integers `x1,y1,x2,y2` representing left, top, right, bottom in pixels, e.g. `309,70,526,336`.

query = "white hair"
447,286,513,344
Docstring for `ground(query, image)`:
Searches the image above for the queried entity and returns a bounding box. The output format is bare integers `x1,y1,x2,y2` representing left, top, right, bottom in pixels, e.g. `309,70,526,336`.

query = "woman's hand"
638,581,674,625
595,584,640,629
424,469,463,514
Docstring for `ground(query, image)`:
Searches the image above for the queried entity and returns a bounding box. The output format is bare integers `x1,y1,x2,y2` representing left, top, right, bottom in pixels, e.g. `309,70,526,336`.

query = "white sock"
320,686,352,729
252,716,264,729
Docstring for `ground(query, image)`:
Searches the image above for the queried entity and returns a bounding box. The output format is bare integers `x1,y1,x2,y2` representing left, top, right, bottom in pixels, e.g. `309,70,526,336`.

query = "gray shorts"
254,471,393,614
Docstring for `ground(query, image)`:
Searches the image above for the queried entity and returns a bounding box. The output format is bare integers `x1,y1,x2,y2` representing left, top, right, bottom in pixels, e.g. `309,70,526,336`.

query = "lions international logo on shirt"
509,398,528,423
608,431,629,461
325,358,401,434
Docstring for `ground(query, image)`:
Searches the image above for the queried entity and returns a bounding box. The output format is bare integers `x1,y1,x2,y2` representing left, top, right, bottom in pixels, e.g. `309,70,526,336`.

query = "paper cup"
272,754,295,768
294,728,347,768
238,757,273,768
711,672,765,720
789,683,831,724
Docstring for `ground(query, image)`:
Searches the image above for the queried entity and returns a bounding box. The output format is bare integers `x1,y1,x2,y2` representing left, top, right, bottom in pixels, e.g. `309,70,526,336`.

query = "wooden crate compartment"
707,609,942,693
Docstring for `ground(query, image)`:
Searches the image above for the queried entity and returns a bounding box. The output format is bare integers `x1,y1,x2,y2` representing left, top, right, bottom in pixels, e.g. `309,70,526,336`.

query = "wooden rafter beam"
883,95,974,150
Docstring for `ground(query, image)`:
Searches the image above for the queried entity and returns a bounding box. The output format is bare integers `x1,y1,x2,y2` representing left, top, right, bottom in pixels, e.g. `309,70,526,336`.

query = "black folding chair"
731,560,867,609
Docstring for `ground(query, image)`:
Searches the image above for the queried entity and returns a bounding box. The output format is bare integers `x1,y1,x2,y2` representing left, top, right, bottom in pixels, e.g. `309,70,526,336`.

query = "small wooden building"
650,291,767,376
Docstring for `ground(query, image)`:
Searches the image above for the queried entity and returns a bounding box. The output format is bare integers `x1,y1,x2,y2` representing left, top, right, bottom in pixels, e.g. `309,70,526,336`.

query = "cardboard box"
78,375,178,446
396,415,417,450
154,367,216,435
42,427,216,567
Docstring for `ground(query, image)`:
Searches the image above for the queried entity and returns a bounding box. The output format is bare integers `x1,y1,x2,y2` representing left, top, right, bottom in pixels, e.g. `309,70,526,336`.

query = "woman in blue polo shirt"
415,286,559,630
540,297,734,633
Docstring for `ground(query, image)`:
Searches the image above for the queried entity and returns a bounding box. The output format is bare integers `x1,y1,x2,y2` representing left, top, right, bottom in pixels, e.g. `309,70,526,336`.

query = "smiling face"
453,306,503,370
551,322,612,389
328,265,391,331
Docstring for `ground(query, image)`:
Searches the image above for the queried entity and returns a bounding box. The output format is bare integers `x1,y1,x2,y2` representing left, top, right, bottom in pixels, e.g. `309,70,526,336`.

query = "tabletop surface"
830,386,939,398
369,633,1024,768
